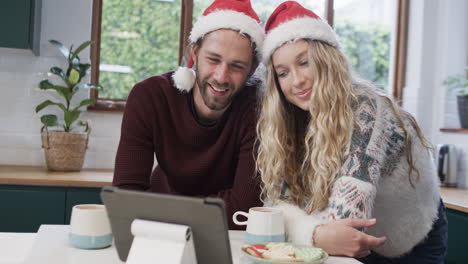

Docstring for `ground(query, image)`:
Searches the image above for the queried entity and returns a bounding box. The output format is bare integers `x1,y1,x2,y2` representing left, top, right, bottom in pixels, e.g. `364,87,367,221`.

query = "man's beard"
195,69,247,111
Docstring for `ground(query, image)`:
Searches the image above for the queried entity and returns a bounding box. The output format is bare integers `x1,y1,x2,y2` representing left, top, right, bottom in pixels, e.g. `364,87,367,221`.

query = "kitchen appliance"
436,144,458,187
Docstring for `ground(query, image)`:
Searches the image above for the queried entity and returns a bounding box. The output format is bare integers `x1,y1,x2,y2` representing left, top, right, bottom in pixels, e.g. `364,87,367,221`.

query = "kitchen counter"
1,165,467,213
1,225,361,264
0,165,113,187
440,187,468,213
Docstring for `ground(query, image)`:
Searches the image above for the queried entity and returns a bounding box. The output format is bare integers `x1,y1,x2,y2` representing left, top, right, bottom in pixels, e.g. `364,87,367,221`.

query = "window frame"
89,0,194,111
88,0,409,111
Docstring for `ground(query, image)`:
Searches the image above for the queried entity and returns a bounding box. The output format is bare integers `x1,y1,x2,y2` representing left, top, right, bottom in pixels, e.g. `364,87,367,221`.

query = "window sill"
87,100,126,112
440,128,468,133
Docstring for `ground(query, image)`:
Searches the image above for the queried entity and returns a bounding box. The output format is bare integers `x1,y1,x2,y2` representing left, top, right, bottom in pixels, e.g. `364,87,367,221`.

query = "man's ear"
190,45,199,66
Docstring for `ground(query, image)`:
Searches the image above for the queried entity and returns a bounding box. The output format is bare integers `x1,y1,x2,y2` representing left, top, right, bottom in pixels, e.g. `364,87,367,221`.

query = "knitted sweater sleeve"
276,95,404,246
113,82,155,190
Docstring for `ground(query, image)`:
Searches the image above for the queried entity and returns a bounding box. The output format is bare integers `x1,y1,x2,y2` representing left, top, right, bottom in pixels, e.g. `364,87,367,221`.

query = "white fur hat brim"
263,17,339,64
190,9,264,60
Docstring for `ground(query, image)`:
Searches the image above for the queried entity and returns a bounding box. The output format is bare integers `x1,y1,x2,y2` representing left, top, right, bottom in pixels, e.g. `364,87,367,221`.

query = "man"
113,0,264,229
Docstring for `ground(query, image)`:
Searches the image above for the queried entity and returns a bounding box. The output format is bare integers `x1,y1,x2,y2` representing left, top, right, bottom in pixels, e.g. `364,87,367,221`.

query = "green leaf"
74,98,96,111
50,67,71,87
35,100,67,113
69,69,80,85
39,80,55,90
49,39,70,59
38,80,71,101
70,41,93,62
40,114,59,127
68,44,80,66
64,109,81,128
58,87,72,101
76,63,91,78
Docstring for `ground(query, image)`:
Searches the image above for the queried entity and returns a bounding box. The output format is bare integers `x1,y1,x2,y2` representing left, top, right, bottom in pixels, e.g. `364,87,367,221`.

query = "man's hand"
313,218,386,258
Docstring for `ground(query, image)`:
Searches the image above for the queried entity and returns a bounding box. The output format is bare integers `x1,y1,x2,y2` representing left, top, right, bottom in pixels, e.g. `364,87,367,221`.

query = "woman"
256,1,447,263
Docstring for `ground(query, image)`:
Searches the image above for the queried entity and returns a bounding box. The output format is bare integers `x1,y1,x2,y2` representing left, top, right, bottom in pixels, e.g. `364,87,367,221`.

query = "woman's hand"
313,218,386,258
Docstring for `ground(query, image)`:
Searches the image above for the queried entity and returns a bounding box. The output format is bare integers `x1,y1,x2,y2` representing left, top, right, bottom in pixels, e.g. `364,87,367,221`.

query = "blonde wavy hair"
256,40,430,214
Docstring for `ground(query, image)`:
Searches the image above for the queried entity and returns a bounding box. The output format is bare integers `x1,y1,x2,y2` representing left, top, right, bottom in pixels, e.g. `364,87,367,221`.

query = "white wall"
0,0,122,169
404,0,468,187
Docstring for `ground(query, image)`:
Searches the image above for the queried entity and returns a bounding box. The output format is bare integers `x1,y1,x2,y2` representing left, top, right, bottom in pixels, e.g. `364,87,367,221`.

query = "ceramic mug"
233,207,285,244
69,204,112,249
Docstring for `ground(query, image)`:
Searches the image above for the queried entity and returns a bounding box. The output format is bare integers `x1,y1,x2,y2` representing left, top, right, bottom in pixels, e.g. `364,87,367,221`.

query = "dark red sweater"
113,72,262,229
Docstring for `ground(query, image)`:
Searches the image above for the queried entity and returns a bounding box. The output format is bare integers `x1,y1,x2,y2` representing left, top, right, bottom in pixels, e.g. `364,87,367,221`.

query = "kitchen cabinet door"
65,187,102,224
0,0,41,52
446,208,468,264
0,185,65,232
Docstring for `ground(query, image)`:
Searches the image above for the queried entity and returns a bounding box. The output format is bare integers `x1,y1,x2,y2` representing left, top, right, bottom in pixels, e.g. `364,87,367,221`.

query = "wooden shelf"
0,165,113,187
440,128,468,133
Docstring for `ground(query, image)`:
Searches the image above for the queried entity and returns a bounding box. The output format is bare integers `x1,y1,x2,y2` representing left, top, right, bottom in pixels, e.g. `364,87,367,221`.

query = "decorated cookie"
242,242,326,262
265,242,296,255
294,247,325,261
242,244,266,258
262,251,302,262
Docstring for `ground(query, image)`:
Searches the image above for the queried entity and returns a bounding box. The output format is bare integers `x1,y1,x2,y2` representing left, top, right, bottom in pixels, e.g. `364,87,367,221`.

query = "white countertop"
0,225,360,264
0,233,36,264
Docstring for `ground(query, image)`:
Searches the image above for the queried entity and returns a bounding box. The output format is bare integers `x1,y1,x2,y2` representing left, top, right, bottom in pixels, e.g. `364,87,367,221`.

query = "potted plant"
35,39,101,171
443,67,468,129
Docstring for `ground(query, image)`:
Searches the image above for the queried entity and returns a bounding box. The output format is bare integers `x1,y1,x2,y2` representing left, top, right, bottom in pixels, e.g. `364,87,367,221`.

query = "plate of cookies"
241,242,328,263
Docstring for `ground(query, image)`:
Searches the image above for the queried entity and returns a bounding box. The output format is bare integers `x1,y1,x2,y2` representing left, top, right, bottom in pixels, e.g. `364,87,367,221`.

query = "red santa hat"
172,0,264,92
262,1,339,64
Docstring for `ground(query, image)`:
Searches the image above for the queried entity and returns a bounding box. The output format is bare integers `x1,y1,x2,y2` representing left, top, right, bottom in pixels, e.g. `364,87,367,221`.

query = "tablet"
101,186,232,263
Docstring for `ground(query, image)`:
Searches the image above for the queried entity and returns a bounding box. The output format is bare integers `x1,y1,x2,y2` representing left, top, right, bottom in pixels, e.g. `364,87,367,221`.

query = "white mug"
233,207,285,244
69,204,112,249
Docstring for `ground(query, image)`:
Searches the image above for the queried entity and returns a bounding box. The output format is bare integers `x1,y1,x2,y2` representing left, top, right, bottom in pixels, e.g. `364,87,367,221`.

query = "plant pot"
41,127,90,171
457,95,468,129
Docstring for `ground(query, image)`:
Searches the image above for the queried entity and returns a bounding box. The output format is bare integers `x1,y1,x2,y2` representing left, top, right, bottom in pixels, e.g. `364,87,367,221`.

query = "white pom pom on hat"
172,66,196,93
172,54,196,92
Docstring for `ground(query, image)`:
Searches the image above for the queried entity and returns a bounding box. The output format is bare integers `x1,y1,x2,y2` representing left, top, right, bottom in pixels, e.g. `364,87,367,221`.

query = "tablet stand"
126,219,197,264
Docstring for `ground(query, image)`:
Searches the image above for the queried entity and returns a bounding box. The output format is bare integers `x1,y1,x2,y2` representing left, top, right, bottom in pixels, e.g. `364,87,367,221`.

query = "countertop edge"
0,165,113,188
0,177,112,187
1,166,467,214
440,187,468,213
444,203,468,213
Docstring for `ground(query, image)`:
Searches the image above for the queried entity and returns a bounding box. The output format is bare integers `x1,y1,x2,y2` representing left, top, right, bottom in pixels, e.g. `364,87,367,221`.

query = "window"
90,0,408,111
90,0,184,111
332,0,408,97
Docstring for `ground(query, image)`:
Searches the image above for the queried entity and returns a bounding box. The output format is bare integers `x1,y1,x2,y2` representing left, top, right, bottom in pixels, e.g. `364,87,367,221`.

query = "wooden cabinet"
0,185,65,232
446,208,468,264
0,185,101,232
0,0,41,53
